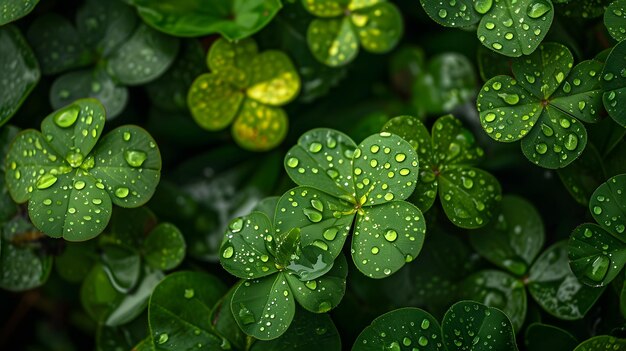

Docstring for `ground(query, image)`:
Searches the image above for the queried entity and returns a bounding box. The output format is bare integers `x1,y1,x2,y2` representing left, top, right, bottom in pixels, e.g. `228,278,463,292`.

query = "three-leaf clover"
568,173,626,287
188,38,301,151
127,0,282,40
302,0,403,67
283,129,426,277
4,98,162,241
27,0,180,118
219,209,348,340
463,196,605,330
382,115,502,228
477,42,604,169
601,39,626,127
0,25,40,126
420,0,553,57
353,301,519,350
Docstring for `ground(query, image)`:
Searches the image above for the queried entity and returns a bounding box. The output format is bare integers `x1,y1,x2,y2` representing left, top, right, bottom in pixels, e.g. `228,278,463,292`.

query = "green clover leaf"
601,40,626,127
383,115,502,228
0,25,40,127
568,173,626,286
557,144,606,206
27,0,179,118
188,38,300,151
574,336,626,351
4,99,162,241
147,271,228,350
128,0,282,40
352,301,519,350
605,0,626,41
284,128,426,277
0,0,39,25
420,0,553,57
303,0,403,67
477,42,603,169
219,210,348,339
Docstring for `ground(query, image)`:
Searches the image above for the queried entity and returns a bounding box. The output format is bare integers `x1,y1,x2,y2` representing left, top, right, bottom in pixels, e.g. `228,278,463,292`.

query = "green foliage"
2,0,626,350
4,99,162,241
188,38,301,151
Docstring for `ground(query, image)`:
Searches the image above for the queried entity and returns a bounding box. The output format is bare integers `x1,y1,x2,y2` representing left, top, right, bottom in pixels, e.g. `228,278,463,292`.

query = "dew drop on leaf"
53,106,80,128
115,187,130,198
585,255,610,282
526,0,551,18
124,150,147,167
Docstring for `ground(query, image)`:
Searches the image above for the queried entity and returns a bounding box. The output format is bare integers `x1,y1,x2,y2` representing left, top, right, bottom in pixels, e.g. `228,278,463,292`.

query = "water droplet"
541,124,553,136
371,246,379,254
287,157,299,168
498,93,519,105
66,152,84,168
318,301,332,312
585,255,610,282
115,187,129,198
309,142,322,153
323,227,338,241
303,208,323,222
578,101,586,110
535,143,547,154
305,280,317,290
438,9,447,18
484,113,496,122
222,246,234,258
492,42,503,50
36,174,57,189
462,178,474,189
559,119,571,128
527,0,551,18
385,229,398,242
564,133,578,151
421,319,430,329
238,305,256,325
386,341,401,351
73,180,85,190
311,198,324,212
418,336,428,346
158,334,169,344
229,218,244,233
593,206,602,215
54,106,80,128
124,150,147,167
184,289,194,299
474,0,493,14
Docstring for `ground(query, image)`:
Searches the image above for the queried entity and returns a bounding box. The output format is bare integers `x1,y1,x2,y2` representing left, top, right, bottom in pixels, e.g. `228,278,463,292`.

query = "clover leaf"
601,40,626,127
574,335,626,351
557,144,606,206
568,173,626,286
147,271,228,350
127,0,282,40
4,99,162,241
382,115,501,228
0,0,39,25
188,38,301,151
420,0,553,57
283,128,426,277
605,0,626,41
462,198,605,330
303,0,403,67
477,42,603,169
353,301,519,350
0,25,40,127
524,323,578,351
219,210,348,339
27,0,179,118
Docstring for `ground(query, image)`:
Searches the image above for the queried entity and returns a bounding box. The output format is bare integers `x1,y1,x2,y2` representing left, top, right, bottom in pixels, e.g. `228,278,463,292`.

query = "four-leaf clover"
188,38,301,151
477,42,603,169
4,98,162,241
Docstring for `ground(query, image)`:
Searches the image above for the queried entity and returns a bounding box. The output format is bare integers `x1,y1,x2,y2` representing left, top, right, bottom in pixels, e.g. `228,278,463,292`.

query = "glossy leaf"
231,99,289,151
76,0,137,56
528,241,605,319
351,2,403,54
284,128,358,198
557,144,606,206
441,301,518,351
128,0,282,40
100,243,141,293
601,40,626,127
470,195,545,275
574,335,626,351
275,187,354,261
605,0,626,41
286,253,348,313
0,25,40,126
459,270,527,332
0,217,52,291
231,273,295,340
210,287,247,351
142,223,186,270
352,307,442,351
307,17,358,67
431,114,485,166
107,24,180,85
219,211,277,279
148,271,227,350
50,68,129,118
590,173,626,237
420,0,481,28
0,0,39,25
353,201,426,278
188,73,244,130
247,51,301,105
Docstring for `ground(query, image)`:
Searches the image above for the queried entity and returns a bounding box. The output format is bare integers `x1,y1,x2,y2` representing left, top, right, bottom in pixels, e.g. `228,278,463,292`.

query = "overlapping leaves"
601,39,626,127
188,38,300,151
302,0,403,67
353,301,519,350
477,42,603,169
27,0,179,118
420,0,553,57
4,99,162,241
568,173,626,287
382,115,501,228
